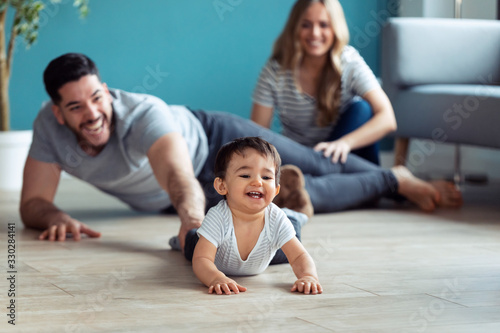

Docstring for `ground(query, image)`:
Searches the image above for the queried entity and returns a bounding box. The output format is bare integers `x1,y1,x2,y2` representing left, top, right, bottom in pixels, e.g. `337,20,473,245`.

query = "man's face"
52,74,114,156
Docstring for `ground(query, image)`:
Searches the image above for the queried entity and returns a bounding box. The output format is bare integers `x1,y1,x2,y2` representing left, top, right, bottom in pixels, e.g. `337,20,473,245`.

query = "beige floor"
0,176,499,333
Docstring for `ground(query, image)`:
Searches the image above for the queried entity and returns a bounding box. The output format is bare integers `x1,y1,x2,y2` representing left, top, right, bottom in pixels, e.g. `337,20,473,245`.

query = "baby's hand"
208,277,247,295
291,276,323,295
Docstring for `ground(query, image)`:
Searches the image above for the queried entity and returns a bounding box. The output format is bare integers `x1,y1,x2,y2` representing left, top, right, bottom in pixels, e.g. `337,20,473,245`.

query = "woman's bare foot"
430,180,463,208
391,166,462,212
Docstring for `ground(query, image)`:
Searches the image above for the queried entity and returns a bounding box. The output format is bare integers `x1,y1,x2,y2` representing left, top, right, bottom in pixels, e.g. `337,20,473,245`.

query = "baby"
191,137,322,295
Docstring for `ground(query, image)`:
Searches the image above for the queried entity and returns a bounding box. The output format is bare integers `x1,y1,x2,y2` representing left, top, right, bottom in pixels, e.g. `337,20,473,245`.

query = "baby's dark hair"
214,137,282,186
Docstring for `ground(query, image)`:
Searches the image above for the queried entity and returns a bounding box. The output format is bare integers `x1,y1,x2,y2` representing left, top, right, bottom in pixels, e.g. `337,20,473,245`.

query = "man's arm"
20,157,101,241
147,132,206,250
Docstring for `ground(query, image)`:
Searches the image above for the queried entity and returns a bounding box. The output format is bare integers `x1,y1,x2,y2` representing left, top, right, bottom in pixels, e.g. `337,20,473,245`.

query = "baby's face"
217,148,280,214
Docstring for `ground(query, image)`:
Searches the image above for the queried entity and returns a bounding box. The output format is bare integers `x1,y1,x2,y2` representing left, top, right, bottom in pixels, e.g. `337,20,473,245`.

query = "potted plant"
0,0,89,190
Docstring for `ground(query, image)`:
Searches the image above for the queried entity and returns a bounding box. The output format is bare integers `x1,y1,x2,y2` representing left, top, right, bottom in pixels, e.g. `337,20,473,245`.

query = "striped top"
197,200,296,276
252,45,380,147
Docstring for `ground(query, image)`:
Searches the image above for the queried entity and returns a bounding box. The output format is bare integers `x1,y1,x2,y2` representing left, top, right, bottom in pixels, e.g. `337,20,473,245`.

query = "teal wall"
7,0,395,130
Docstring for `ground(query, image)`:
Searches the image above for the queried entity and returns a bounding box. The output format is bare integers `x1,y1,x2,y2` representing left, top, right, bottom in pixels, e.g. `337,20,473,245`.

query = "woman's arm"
314,87,397,163
250,103,274,129
342,87,397,149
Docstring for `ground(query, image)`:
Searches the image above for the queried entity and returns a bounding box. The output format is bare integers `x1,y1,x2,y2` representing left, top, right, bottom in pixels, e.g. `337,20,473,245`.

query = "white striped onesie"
197,200,296,276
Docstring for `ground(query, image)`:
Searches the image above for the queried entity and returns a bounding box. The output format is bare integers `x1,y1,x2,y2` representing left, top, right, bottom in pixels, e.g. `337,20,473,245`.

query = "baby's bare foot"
274,165,314,218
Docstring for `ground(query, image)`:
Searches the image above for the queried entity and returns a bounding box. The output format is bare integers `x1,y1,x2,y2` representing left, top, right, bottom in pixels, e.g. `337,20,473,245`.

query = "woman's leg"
329,100,380,165
304,171,397,213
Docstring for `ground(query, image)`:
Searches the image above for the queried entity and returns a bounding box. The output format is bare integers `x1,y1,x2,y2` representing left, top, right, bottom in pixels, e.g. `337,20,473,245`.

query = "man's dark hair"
43,53,101,104
214,137,282,186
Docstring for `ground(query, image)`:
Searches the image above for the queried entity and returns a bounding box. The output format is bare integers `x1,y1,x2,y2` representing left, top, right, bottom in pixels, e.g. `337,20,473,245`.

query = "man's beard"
63,113,114,156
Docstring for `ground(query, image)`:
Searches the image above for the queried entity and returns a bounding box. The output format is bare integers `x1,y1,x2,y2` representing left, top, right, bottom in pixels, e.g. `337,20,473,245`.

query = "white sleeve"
342,46,381,97
197,204,227,248
252,60,278,108
270,204,296,249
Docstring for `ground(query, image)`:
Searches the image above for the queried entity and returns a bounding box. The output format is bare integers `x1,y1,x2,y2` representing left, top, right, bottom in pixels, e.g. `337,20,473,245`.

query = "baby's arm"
281,238,323,295
192,236,247,295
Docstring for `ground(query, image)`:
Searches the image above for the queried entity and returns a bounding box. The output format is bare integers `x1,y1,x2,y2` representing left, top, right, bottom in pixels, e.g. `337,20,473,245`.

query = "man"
20,54,461,249
22,53,208,249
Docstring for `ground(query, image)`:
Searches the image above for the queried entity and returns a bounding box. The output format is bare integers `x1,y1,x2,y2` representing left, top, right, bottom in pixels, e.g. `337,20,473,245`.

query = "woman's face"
298,2,335,59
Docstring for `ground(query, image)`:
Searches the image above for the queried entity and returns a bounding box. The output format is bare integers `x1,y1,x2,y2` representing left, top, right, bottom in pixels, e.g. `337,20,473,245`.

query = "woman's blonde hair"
272,0,349,127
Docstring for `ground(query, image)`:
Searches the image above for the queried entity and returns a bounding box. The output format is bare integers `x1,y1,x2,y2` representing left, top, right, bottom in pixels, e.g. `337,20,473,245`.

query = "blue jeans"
191,110,398,213
329,100,380,165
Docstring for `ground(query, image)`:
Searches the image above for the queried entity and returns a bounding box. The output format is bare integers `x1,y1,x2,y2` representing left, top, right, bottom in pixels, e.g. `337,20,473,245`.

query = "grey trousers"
192,110,399,213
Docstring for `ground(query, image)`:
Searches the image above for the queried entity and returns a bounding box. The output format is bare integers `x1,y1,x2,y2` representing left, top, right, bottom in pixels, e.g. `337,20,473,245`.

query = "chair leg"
394,137,410,166
454,144,462,189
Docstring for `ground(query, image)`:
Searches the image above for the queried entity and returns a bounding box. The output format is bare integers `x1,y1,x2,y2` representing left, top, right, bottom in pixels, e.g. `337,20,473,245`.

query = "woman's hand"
314,139,351,164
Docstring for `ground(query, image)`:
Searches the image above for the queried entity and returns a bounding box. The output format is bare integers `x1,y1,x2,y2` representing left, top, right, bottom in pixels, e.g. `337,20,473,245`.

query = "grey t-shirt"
28,89,208,211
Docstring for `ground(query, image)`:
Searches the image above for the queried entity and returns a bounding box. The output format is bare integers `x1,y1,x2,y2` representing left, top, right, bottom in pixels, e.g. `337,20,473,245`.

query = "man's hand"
178,218,203,251
39,217,101,241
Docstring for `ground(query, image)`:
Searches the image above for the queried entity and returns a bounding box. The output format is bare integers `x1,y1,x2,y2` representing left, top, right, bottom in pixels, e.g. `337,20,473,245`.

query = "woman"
251,0,395,165
250,0,462,211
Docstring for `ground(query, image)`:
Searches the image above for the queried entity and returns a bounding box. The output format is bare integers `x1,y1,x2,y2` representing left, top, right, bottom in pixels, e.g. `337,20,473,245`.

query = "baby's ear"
275,184,280,197
213,177,228,195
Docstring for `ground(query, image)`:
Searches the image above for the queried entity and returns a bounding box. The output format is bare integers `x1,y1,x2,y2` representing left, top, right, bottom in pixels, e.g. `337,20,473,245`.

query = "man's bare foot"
391,166,463,211
274,165,314,218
